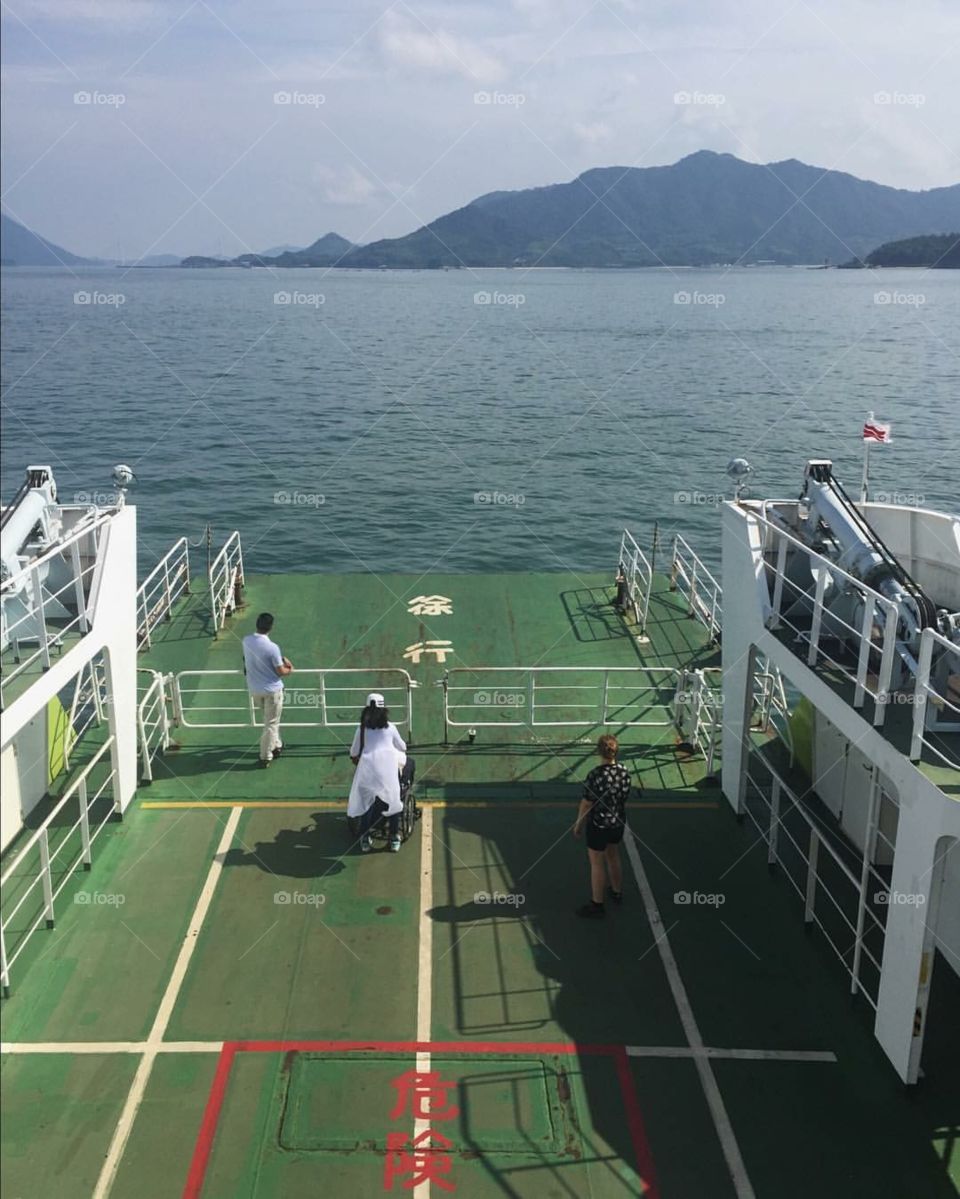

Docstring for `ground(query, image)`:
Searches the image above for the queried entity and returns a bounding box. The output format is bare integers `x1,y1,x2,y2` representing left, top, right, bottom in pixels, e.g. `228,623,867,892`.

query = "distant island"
340,153,959,268
0,213,308,269
840,232,960,269
196,152,960,271
0,213,103,267
5,153,960,270
180,233,353,269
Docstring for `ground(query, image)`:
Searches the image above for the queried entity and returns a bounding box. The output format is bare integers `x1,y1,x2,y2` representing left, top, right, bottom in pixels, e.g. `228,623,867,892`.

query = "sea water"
1,265,957,574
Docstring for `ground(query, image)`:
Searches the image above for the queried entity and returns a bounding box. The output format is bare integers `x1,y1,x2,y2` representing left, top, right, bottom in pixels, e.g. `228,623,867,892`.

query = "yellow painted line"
140,799,719,811
141,801,341,809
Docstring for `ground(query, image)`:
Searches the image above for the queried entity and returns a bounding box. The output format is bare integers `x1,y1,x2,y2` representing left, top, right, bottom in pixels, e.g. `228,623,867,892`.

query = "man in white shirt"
242,612,293,766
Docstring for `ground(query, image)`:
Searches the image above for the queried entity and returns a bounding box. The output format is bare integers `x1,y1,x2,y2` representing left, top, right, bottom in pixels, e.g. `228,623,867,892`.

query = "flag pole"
860,410,872,503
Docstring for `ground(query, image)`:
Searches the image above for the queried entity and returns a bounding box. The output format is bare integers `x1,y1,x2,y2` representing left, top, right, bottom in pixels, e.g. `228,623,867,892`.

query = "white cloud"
312,163,381,205
573,120,614,147
378,10,504,81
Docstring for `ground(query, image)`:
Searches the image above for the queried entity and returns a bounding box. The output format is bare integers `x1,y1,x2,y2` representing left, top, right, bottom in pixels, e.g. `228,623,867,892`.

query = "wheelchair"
347,758,419,844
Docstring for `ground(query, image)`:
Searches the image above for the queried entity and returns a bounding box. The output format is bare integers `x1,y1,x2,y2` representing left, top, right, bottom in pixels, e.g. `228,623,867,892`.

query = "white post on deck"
807,568,828,667
910,630,935,760
0,923,9,995
770,534,787,627
39,829,54,926
79,777,93,866
854,594,875,709
768,778,781,867
851,767,881,995
32,565,51,670
874,604,899,727
70,538,89,634
804,829,820,924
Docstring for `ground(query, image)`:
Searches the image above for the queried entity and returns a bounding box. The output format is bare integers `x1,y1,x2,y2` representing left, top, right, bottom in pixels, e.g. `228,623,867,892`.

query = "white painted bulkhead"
720,499,960,1084
0,506,139,846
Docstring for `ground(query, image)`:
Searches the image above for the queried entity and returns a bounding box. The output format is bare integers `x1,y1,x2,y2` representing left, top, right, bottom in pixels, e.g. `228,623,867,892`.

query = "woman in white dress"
348,692,407,853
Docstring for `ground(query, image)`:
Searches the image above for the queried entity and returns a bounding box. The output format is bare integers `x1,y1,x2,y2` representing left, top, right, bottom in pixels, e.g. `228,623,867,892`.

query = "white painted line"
0,1041,838,1063
414,805,434,1199
92,806,241,1199
1,1041,224,1055
0,1035,838,1064
624,826,757,1199
625,1046,837,1063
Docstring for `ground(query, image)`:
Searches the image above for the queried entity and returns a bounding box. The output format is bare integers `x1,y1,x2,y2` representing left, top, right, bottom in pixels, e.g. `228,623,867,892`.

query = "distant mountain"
842,232,960,268
335,152,960,268
257,243,303,257
242,233,354,267
181,233,353,268
0,213,100,267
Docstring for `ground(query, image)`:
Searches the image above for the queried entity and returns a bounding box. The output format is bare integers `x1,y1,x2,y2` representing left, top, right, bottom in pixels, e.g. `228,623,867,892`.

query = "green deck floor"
1,571,957,1198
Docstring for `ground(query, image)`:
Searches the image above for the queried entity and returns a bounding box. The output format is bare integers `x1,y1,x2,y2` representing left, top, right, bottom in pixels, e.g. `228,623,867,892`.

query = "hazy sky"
2,0,957,258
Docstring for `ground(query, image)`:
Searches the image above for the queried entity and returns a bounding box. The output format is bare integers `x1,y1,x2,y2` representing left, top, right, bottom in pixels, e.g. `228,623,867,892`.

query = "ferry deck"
1,565,958,1198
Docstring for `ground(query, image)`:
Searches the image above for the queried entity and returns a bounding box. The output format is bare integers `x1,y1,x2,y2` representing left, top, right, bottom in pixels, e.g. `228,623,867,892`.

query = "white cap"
366,692,386,708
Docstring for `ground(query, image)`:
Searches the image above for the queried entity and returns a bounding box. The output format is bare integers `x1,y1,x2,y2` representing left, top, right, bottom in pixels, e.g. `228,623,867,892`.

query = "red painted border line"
182,1040,658,1198
230,1039,617,1055
614,1044,660,1199
183,1042,236,1199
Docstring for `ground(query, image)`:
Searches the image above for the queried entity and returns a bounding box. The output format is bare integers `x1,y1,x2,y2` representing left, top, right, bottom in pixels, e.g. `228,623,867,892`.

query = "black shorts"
586,823,624,851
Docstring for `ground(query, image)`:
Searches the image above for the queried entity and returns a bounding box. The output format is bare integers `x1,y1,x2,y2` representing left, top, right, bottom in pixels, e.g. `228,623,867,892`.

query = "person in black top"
573,733,633,918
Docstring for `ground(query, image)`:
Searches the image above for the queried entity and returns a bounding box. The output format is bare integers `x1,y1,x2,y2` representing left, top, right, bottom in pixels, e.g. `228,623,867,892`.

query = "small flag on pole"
863,414,892,443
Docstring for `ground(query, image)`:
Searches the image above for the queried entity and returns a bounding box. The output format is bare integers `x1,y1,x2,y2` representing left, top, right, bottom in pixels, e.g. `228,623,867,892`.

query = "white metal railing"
137,537,190,649
439,666,679,731
62,654,108,769
670,534,722,641
753,511,903,728
911,627,960,768
138,669,172,782
743,751,896,1010
674,669,723,772
0,512,111,702
0,736,118,993
208,531,244,634
617,528,653,634
674,662,794,774
171,668,416,737
753,656,795,763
